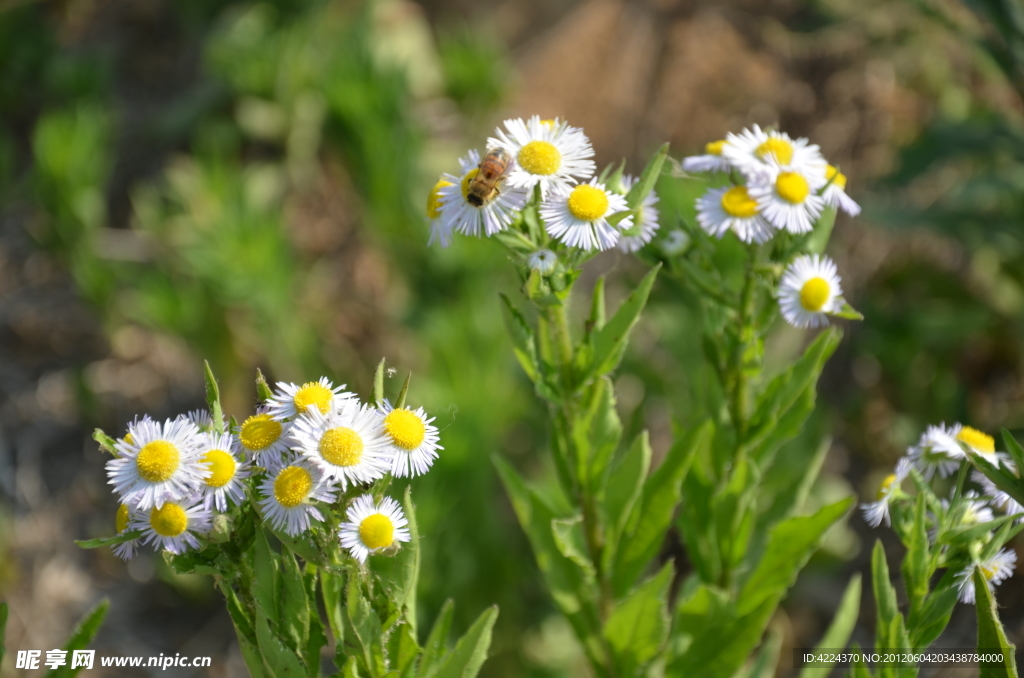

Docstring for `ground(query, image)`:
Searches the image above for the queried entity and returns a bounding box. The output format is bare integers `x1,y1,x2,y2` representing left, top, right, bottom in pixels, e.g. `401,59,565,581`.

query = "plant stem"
730,249,759,442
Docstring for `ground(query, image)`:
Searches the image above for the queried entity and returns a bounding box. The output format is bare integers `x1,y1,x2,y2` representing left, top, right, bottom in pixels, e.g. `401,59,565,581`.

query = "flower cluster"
862,423,1019,604
103,375,441,564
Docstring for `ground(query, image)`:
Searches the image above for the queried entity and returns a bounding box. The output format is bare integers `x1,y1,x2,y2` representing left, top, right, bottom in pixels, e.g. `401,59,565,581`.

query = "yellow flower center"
135,440,180,483
540,119,557,128
720,186,758,218
705,140,726,156
319,427,363,466
359,514,395,550
826,165,847,190
876,473,897,501
799,277,831,312
384,409,426,450
202,449,237,488
293,382,333,415
517,141,561,176
460,168,480,202
239,414,282,452
149,504,188,538
567,185,609,221
116,503,130,533
426,178,452,219
756,137,794,165
775,171,810,204
957,427,996,454
124,432,134,445
274,466,313,508
981,562,1000,581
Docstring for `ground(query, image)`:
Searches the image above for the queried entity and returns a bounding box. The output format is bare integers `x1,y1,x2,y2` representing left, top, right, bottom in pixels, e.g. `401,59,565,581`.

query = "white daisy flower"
862,457,912,528
339,494,411,563
526,249,558,274
257,461,337,536
939,491,996,529
778,254,845,328
107,417,208,510
973,469,1024,521
822,165,861,216
180,409,218,433
747,161,828,234
681,140,732,173
426,177,456,247
289,401,393,490
540,178,631,251
661,230,691,256
437,149,529,238
695,184,774,244
616,174,661,253
112,503,142,561
235,408,292,469
907,422,965,479
379,400,442,478
131,499,212,555
197,433,252,512
266,377,354,421
722,125,826,176
488,116,596,198
957,549,1017,604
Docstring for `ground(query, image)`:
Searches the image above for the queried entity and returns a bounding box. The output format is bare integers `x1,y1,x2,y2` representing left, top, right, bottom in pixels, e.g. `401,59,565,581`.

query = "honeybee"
466,148,511,207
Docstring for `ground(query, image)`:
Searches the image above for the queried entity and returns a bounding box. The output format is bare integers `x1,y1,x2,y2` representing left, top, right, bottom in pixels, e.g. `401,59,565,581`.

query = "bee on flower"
488,116,596,198
435,149,529,238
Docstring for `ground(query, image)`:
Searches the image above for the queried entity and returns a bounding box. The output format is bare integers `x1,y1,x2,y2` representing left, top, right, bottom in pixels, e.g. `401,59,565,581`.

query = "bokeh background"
2,0,1024,675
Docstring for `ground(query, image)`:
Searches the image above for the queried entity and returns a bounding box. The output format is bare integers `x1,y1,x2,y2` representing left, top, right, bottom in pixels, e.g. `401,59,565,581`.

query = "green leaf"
551,515,595,578
606,210,636,227
253,529,280,623
832,301,864,321
272,527,328,567
600,431,651,572
373,358,387,407
871,541,900,653
1001,428,1024,476
499,294,539,384
625,143,669,211
971,453,1024,510
75,531,143,549
587,276,607,334
204,360,225,434
575,377,623,491
373,486,421,632
586,264,661,380
396,372,412,409
805,205,837,254
92,429,118,456
345,576,387,676
735,624,783,678
848,642,873,678
603,562,673,675
278,548,310,654
387,621,420,675
419,600,454,676
908,578,958,649
676,426,722,584
798,575,861,678
255,606,307,678
342,656,361,678
612,421,704,596
902,493,930,610
320,570,345,647
256,368,274,402
974,567,1018,678
429,606,498,678
44,600,109,678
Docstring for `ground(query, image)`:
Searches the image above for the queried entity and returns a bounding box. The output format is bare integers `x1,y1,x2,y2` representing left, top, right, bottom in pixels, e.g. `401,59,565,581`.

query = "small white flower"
661,230,690,256
681,140,732,173
107,417,208,510
339,494,411,563
197,433,252,512
696,184,774,244
112,503,142,561
235,408,292,469
973,469,1024,521
266,377,354,421
778,254,845,328
488,116,596,198
437,150,529,237
957,549,1017,604
616,175,660,253
379,400,442,478
747,161,828,234
426,177,455,247
955,426,1011,466
180,409,218,433
257,461,337,536
526,249,558,274
540,178,631,251
822,165,861,216
907,422,965,479
131,499,213,555
942,491,996,527
289,401,393,490
862,457,912,528
722,125,826,176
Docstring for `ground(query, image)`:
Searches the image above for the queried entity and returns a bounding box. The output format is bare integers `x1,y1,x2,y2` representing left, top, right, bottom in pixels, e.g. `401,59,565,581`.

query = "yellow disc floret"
150,503,188,538
981,562,1000,581
705,140,726,156
800,277,831,312
359,514,395,550
826,165,848,190
876,473,898,501
384,409,426,450
202,449,237,488
293,382,333,415
319,427,364,466
427,178,452,219
775,171,810,204
517,141,561,176
239,414,282,452
116,503,130,533
756,137,794,165
136,440,180,483
274,466,313,508
567,185,610,222
957,427,996,454
720,186,758,218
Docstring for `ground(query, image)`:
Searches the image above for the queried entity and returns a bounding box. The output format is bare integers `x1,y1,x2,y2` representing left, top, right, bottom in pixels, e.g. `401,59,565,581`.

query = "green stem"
730,250,759,443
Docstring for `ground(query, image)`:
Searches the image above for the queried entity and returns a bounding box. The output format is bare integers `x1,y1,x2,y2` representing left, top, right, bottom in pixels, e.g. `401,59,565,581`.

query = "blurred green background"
2,0,1024,675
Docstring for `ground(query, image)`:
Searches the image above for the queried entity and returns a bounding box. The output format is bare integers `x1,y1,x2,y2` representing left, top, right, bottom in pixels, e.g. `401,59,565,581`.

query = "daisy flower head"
907,422,965,479
181,409,218,433
822,165,861,216
488,116,596,198
436,149,529,238
379,400,442,478
257,460,337,536
197,433,252,512
426,176,455,248
947,491,996,527
616,175,661,253
862,457,912,528
681,140,732,174
695,184,774,244
540,178,631,251
339,494,411,563
721,125,826,176
778,254,845,329
107,417,208,510
526,249,558,274
266,377,353,422
131,498,212,555
289,401,393,490
236,408,291,469
973,469,1024,520
957,549,1017,604
956,426,1009,466
113,502,142,561
747,160,828,234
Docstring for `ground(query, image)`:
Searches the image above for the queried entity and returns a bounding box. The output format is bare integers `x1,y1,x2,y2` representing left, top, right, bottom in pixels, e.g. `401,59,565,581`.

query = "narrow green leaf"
805,205,837,254
1001,428,1024,478
92,429,118,456
971,453,1024,509
735,624,783,678
373,358,387,407
278,549,310,654
396,372,412,409
975,567,1018,678
576,377,623,491
419,600,455,676
75,531,142,549
387,621,420,675
587,264,661,379
625,143,669,211
902,493,929,609
603,562,673,675
256,368,274,403
499,294,539,383
588,276,606,334
44,600,109,678
798,575,861,678
848,642,873,678
253,529,280,622
345,576,386,676
204,360,225,434
871,541,900,653
320,570,345,647
255,606,307,678
606,210,636,227
342,656,360,678
600,432,651,574
271,527,328,567
431,606,498,678
832,301,864,321
551,516,596,578
909,578,958,649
